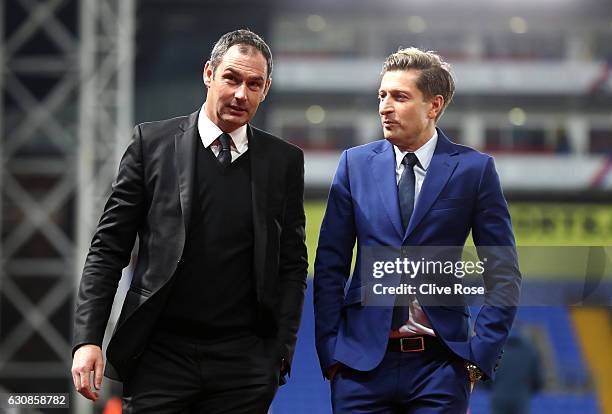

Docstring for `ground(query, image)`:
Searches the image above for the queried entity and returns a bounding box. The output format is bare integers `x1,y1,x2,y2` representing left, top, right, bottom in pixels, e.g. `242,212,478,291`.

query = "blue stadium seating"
469,390,601,414
514,305,590,388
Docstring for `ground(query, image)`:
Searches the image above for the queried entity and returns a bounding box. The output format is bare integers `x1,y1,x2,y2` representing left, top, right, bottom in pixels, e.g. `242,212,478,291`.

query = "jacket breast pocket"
116,287,151,331
124,286,151,315
128,285,152,298
430,197,471,211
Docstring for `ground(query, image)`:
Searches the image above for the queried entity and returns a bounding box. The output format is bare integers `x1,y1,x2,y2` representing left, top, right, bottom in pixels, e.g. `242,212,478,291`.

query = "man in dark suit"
71,29,308,413
314,47,521,413
488,325,544,414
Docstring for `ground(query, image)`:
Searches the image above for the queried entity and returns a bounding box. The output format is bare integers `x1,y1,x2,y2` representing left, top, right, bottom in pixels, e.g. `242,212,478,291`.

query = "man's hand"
280,358,288,377
71,344,104,401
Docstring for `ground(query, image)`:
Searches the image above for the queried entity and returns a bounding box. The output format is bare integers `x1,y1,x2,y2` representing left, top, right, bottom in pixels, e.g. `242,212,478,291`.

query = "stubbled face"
203,45,271,132
378,69,441,151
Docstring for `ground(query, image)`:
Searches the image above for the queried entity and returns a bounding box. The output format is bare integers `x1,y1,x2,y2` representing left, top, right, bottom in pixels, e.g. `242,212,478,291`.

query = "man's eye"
249,82,263,90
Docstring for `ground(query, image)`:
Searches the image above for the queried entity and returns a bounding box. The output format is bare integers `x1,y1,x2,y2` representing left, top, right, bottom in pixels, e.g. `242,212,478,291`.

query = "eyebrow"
223,67,265,83
379,88,412,96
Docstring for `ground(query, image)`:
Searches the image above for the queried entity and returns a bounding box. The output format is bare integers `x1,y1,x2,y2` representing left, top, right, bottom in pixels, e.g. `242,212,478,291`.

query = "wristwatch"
465,362,484,382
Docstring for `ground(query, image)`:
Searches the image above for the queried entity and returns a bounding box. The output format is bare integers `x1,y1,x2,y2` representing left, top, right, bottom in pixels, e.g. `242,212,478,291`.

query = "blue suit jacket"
313,130,521,380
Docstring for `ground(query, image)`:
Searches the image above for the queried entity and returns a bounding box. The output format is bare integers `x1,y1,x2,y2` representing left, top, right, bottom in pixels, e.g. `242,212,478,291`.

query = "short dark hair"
209,29,273,80
382,47,455,121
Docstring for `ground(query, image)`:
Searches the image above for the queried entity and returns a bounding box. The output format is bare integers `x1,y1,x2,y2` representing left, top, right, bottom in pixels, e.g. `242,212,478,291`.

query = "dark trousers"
122,330,280,414
331,340,471,414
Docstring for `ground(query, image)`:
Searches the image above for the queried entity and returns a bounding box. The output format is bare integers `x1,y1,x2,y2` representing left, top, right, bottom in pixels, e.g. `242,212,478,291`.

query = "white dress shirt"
197,103,248,162
392,130,438,337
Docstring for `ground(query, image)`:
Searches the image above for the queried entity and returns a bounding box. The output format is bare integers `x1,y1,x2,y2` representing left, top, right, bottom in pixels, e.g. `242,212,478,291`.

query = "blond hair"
382,47,455,121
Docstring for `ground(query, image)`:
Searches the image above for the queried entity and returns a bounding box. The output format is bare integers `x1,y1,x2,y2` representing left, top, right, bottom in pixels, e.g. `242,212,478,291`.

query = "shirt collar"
393,129,438,171
197,102,248,153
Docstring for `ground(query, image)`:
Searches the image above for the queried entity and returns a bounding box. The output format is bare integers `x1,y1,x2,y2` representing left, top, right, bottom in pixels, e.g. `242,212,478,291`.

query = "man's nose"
235,83,248,100
379,99,393,115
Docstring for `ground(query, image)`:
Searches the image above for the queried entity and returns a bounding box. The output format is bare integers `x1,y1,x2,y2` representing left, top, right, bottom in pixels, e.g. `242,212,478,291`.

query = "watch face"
465,363,483,382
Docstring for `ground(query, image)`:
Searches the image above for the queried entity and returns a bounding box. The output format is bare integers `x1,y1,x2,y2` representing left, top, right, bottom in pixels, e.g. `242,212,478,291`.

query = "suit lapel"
248,125,268,300
174,111,198,236
404,131,459,240
370,141,404,239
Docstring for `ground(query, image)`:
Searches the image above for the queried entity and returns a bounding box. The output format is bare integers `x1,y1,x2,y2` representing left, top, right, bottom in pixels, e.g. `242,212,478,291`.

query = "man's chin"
221,114,249,128
383,134,396,143
384,136,407,149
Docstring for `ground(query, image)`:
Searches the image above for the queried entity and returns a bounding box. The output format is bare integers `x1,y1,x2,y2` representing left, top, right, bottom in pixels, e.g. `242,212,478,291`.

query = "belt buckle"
400,336,425,352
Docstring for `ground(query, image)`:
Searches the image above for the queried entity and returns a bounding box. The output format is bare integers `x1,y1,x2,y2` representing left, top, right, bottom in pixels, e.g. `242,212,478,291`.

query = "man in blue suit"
314,47,521,413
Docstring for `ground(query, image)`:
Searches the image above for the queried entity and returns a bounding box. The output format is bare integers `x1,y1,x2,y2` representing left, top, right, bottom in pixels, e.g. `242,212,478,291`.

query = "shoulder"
344,139,388,161
439,133,501,189
347,139,387,154
250,125,304,159
440,132,494,167
136,113,195,142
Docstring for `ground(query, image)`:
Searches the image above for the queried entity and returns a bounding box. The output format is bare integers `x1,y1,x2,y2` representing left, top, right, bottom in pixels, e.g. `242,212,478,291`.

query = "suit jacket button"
177,259,184,266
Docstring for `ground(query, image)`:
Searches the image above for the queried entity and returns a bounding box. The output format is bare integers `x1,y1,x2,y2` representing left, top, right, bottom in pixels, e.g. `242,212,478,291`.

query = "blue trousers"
331,344,471,414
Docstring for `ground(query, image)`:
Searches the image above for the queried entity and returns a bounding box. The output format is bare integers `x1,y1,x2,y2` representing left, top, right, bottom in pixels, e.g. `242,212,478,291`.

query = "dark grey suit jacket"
73,111,308,382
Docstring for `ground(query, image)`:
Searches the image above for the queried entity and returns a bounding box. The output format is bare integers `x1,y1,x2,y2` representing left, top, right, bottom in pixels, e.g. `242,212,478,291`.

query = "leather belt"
386,335,442,353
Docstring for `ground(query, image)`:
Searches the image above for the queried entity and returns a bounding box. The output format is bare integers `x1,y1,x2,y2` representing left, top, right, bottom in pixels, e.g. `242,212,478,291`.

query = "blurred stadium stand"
1,0,611,413
515,307,590,389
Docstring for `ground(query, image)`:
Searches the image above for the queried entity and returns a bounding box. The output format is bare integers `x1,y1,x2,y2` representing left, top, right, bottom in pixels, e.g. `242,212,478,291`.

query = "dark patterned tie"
391,152,420,331
217,133,232,168
398,153,420,230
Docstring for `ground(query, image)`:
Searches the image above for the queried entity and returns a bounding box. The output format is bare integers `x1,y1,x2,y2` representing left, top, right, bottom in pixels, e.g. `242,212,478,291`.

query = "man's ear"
429,95,444,119
203,61,213,88
261,78,272,102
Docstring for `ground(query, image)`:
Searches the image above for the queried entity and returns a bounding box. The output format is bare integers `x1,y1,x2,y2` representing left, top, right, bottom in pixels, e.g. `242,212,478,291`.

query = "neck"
203,101,238,133
396,126,435,152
